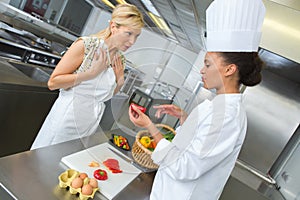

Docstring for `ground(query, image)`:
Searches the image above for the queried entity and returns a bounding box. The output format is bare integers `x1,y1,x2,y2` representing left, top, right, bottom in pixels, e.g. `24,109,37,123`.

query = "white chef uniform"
31,37,116,150
149,0,266,199
150,94,247,200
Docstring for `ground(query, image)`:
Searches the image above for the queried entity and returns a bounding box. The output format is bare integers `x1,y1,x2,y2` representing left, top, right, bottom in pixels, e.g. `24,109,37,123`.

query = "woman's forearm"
48,74,80,90
113,77,124,94
147,123,164,143
180,112,188,125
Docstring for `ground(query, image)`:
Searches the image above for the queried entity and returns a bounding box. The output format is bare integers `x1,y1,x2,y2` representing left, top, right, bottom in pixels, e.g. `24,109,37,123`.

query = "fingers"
153,104,169,118
93,48,104,61
131,103,144,115
128,108,137,121
128,104,139,120
93,49,99,60
153,104,183,119
155,110,162,119
114,54,125,66
128,106,143,127
92,48,108,68
153,104,172,110
152,105,165,109
128,104,153,128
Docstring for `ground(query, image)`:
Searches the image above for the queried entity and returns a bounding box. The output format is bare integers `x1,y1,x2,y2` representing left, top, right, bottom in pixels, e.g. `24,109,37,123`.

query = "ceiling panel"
150,0,212,52
90,0,212,52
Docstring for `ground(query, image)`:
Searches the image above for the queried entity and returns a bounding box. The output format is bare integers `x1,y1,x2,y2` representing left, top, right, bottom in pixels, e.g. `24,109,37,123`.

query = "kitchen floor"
220,177,271,200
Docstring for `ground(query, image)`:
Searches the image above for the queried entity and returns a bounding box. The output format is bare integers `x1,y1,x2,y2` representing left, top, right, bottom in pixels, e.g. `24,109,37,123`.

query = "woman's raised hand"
88,47,109,78
77,47,108,82
153,104,188,125
112,54,125,85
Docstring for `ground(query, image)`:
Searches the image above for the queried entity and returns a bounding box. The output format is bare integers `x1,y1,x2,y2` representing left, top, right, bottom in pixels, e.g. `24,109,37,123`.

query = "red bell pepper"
93,169,108,181
130,103,146,113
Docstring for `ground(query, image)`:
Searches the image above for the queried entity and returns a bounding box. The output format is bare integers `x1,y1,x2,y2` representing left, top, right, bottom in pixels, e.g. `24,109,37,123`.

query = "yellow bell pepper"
140,136,151,148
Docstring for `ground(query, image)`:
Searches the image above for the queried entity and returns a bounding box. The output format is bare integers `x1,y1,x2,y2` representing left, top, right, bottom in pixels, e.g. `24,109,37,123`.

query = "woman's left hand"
112,55,125,85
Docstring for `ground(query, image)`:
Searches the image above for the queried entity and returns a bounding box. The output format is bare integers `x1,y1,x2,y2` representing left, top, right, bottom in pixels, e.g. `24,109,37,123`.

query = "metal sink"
8,61,52,82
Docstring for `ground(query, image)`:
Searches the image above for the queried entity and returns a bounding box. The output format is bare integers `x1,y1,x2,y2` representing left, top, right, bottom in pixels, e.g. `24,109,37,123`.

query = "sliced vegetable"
103,158,123,174
88,160,100,167
93,169,108,181
113,135,130,150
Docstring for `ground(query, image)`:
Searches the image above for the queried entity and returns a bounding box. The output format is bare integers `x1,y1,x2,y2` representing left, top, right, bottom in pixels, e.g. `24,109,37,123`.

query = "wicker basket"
131,124,176,170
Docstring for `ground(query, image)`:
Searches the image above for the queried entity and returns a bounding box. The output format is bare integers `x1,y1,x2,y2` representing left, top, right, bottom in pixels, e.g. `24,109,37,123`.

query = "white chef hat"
206,0,266,52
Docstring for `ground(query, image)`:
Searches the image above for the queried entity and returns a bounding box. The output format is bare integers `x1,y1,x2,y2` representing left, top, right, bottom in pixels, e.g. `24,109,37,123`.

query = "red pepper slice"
103,159,123,174
93,169,108,181
130,103,146,113
110,168,123,173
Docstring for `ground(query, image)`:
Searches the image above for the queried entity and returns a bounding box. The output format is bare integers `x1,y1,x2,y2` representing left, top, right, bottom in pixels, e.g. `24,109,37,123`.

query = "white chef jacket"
31,37,116,150
150,94,247,200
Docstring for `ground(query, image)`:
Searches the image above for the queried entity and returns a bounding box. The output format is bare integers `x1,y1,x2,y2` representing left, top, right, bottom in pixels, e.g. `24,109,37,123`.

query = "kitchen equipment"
129,88,173,123
0,22,61,67
131,124,175,170
0,21,51,50
61,142,141,200
121,64,145,96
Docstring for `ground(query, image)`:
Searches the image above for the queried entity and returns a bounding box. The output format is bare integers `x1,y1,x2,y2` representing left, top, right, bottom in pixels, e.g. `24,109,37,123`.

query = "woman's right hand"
85,47,108,79
128,104,152,128
153,104,188,125
48,40,108,90
76,47,108,83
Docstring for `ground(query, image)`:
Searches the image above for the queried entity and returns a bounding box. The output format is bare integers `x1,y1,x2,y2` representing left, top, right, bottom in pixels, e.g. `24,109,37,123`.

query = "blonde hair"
94,4,144,39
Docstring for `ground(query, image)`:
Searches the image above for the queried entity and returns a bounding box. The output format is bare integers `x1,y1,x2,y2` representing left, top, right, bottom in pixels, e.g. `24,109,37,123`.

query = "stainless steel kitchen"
0,0,299,200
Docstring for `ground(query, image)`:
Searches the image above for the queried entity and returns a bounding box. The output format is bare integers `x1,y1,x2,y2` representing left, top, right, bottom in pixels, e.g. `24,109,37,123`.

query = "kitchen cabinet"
0,57,58,157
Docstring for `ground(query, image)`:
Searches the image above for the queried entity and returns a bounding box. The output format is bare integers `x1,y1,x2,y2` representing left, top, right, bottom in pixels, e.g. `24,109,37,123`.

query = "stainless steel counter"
0,127,286,200
0,129,155,200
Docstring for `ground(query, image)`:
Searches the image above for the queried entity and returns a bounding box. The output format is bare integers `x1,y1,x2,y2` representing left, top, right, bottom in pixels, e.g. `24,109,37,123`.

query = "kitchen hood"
88,0,300,64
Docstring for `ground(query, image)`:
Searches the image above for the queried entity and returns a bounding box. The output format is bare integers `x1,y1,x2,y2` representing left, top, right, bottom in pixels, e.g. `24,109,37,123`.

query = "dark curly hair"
219,52,264,86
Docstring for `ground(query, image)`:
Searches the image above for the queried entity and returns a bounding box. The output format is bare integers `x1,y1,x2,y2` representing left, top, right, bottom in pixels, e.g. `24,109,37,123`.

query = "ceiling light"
116,0,127,4
141,0,160,16
102,0,115,8
147,12,174,38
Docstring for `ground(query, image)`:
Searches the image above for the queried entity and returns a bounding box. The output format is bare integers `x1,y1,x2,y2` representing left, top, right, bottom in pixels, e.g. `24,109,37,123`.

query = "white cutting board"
61,142,141,200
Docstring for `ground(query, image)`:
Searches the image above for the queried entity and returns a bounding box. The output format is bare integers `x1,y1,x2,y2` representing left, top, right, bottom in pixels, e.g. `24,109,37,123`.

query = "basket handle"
154,123,176,134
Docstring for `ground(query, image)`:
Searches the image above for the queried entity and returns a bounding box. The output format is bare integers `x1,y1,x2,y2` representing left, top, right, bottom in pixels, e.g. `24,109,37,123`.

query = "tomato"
130,103,146,113
151,141,157,149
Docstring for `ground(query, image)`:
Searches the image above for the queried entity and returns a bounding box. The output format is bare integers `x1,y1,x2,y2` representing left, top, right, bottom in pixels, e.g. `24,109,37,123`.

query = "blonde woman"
31,4,144,149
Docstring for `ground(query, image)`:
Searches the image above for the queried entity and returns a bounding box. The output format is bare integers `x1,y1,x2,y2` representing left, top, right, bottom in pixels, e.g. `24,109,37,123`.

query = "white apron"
31,37,116,150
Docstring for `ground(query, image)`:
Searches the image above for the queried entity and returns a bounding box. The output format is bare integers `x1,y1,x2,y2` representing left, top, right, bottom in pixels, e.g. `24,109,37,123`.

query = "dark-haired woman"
128,51,264,199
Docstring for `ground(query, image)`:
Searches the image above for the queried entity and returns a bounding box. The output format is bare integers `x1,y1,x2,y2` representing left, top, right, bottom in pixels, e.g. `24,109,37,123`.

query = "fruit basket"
131,124,175,170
